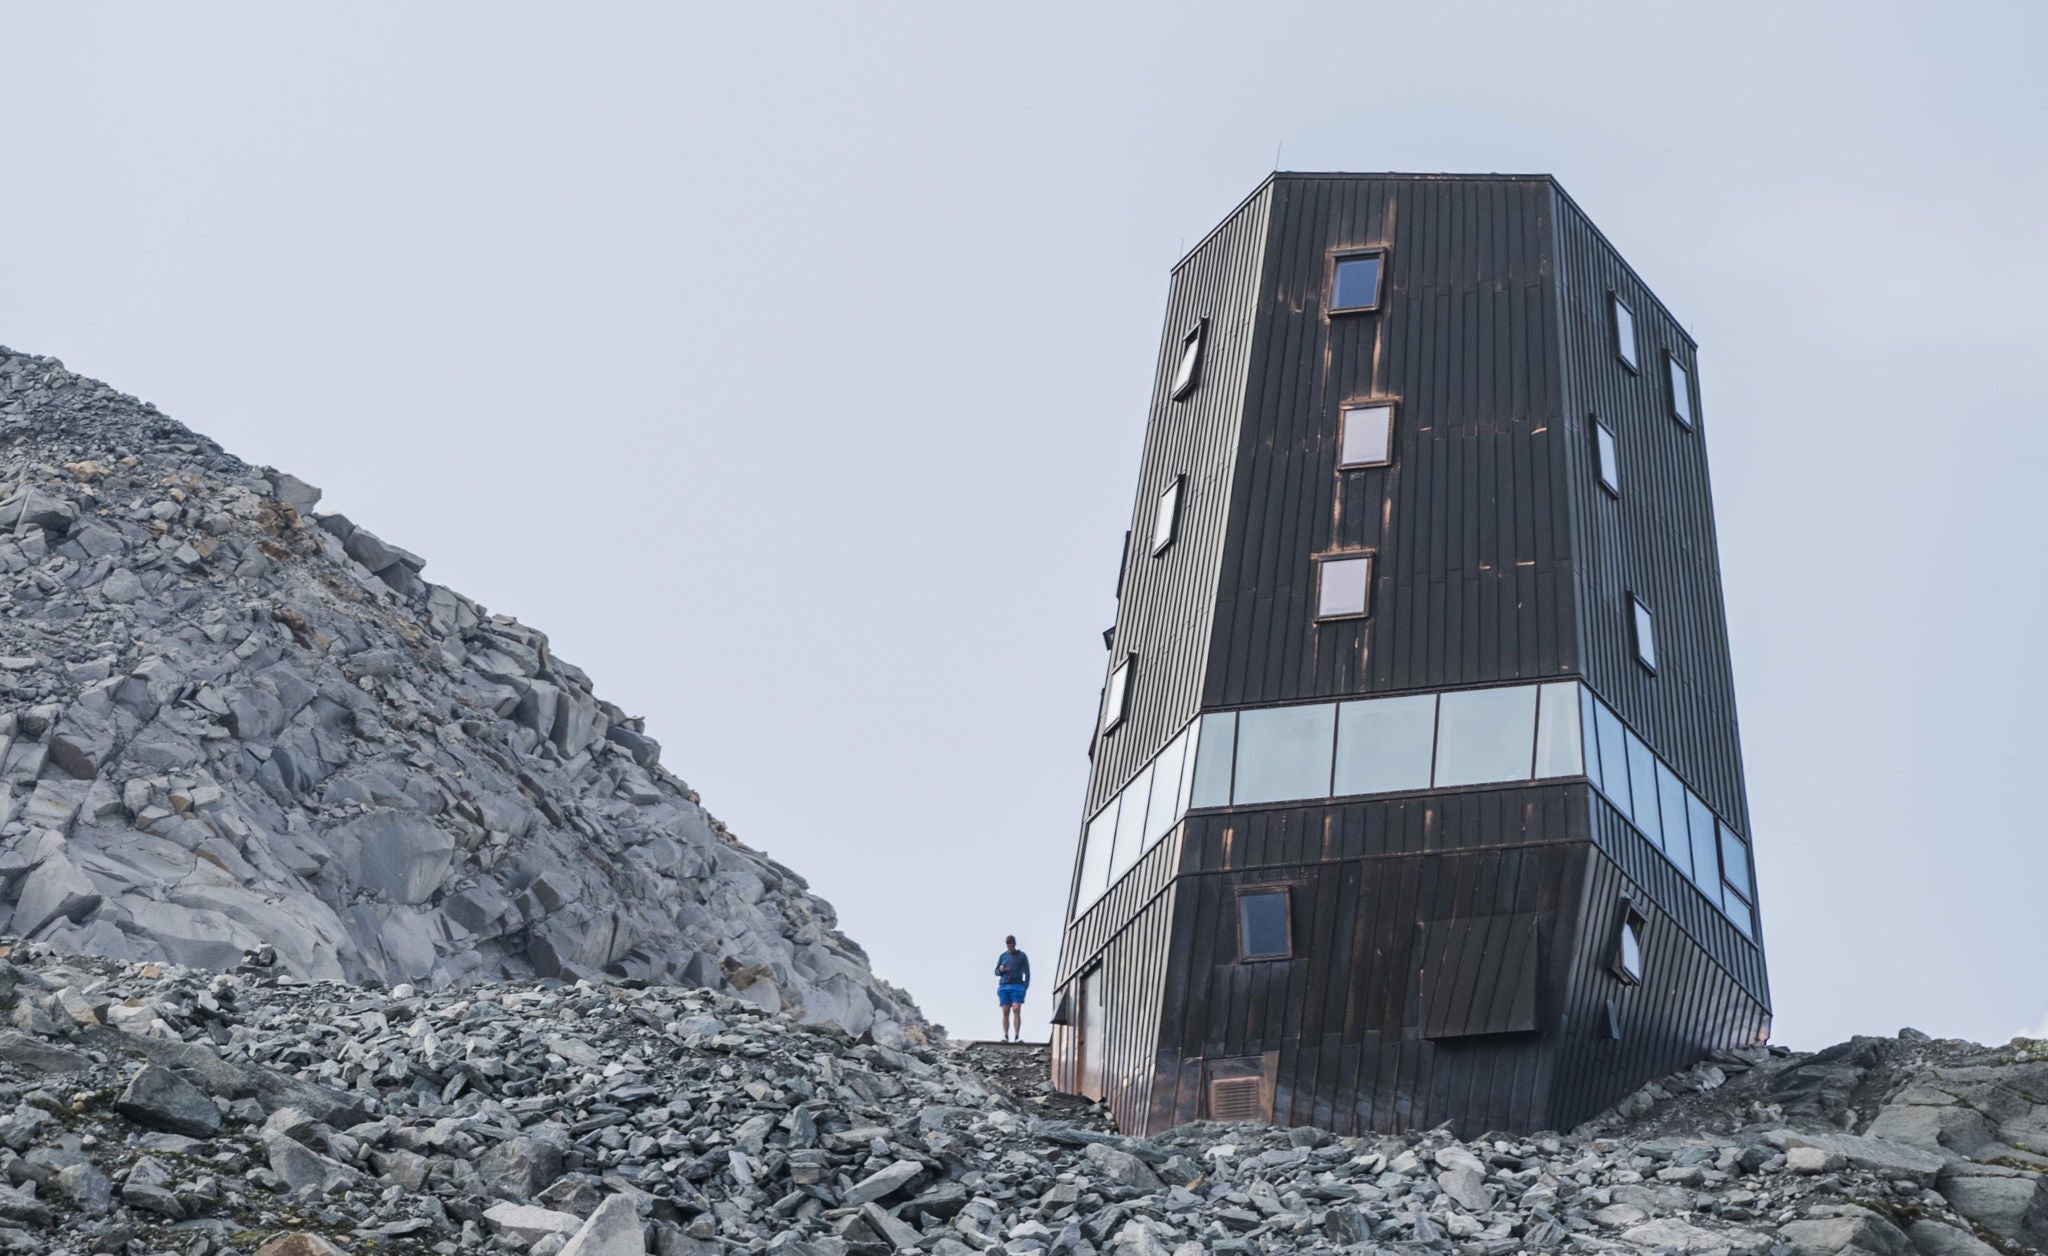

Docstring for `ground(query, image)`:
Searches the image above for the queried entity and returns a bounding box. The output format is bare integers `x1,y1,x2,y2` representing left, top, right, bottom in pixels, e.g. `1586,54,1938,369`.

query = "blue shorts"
997,983,1027,1007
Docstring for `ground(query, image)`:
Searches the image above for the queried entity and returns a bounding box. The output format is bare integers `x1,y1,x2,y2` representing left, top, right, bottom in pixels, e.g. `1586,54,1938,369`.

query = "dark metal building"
1048,173,1768,1136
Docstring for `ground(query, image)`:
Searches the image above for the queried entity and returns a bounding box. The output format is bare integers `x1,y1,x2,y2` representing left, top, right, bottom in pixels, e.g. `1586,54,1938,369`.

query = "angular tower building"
1049,173,1768,1136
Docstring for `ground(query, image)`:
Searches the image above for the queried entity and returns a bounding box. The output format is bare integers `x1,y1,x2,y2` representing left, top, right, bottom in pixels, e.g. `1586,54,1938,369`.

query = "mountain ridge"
0,346,925,1044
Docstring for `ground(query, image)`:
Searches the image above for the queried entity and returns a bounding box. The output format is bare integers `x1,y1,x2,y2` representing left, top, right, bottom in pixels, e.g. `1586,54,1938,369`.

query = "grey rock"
1906,1219,2003,1256
843,1157,923,1205
1778,1211,1913,1256
113,1064,223,1137
486,1201,587,1244
477,1132,566,1201
1083,1141,1163,1190
560,1192,647,1256
265,1131,359,1193
53,1161,113,1214
13,851,102,937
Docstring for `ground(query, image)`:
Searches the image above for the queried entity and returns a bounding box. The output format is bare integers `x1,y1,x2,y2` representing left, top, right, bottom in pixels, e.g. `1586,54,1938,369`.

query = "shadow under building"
1048,172,1769,1136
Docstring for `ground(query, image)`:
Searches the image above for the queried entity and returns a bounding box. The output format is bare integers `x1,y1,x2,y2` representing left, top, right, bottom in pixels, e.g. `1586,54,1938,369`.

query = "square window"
1433,686,1539,788
1612,294,1638,371
1668,354,1693,428
1339,402,1395,468
1101,654,1135,734
1232,704,1336,805
1595,422,1620,496
1152,476,1183,554
1237,888,1292,960
1719,821,1753,901
1333,693,1437,795
1630,595,1657,672
1316,555,1371,620
1171,321,1205,399
1330,253,1384,313
1613,901,1647,984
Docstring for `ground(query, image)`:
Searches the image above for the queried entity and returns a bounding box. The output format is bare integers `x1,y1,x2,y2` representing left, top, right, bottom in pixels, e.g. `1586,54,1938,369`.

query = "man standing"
994,935,1030,1042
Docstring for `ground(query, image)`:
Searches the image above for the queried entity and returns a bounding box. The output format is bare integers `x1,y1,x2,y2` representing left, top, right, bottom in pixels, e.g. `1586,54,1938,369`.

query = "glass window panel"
1317,556,1371,619
1333,694,1437,795
1593,701,1630,815
1332,255,1382,311
1152,478,1182,554
1719,822,1753,899
1146,728,1191,845
1176,719,1201,814
1434,686,1539,788
1172,327,1201,396
1619,918,1644,981
1075,798,1118,913
1596,424,1620,495
1102,655,1133,733
1632,597,1657,670
1534,682,1584,778
1669,356,1693,426
1613,295,1638,369
1108,765,1153,885
1723,892,1754,938
1580,685,1604,792
1685,792,1719,892
1339,403,1394,468
1189,712,1236,808
1656,764,1692,878
1233,704,1337,805
1237,890,1291,960
1625,731,1661,847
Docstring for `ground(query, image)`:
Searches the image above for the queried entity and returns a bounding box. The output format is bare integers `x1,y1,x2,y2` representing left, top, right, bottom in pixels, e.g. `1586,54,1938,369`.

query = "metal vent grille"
1209,1076,1263,1122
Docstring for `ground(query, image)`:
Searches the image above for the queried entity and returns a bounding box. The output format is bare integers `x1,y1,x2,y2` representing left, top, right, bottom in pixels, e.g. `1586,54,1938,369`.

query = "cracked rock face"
0,346,923,1044
2,948,2046,1256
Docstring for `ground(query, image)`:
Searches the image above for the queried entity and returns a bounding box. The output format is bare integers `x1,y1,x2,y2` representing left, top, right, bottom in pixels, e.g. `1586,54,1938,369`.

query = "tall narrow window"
1171,321,1205,399
1612,294,1638,371
1630,595,1657,673
1315,555,1371,620
1613,901,1647,984
1152,476,1183,554
1595,421,1621,496
1330,252,1384,313
1101,654,1135,734
1668,354,1693,428
1338,402,1395,468
1236,888,1292,961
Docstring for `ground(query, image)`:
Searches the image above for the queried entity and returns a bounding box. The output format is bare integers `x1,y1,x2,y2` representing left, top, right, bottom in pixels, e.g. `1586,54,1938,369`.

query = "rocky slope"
0,944,2043,1256
0,347,920,1042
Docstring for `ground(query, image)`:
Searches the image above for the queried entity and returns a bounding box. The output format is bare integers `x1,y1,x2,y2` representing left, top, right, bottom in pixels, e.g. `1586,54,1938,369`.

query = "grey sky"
4,2,2043,1048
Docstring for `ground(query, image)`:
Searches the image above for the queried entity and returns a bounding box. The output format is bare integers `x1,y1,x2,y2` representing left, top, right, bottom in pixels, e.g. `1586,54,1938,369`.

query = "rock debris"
0,346,920,1044
0,946,2043,1254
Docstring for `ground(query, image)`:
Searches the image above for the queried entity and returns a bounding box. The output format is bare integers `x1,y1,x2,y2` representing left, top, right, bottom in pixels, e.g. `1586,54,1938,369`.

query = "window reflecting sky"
3,2,2041,1048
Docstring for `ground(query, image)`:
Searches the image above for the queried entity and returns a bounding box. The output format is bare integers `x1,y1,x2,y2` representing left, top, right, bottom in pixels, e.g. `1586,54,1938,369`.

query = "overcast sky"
3,2,2043,1049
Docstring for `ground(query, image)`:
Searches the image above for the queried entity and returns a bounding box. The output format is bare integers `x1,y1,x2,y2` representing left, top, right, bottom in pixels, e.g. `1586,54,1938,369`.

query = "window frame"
1327,249,1387,315
1667,352,1694,429
1611,292,1639,373
1234,885,1295,962
1314,552,1373,621
1629,594,1657,674
1152,475,1184,555
1594,420,1621,497
1612,899,1648,985
1170,319,1206,400
1337,399,1397,469
1101,653,1136,735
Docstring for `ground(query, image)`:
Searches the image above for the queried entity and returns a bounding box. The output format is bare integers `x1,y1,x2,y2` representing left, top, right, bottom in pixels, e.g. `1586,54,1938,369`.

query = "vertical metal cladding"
1551,187,1749,830
1053,174,1768,1138
1081,188,1273,823
1207,176,1572,707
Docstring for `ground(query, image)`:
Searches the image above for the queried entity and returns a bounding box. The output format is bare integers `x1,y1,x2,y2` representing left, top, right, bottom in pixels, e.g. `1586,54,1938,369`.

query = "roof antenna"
1274,140,1284,172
